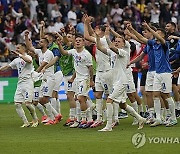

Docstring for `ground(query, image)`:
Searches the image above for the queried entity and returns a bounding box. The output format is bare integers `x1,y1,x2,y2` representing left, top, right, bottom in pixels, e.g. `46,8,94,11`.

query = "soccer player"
84,15,113,128
43,30,77,126
126,25,157,124
165,22,180,118
25,31,62,125
28,50,48,122
39,21,64,116
95,28,146,131
139,22,177,126
0,43,38,127
57,33,95,128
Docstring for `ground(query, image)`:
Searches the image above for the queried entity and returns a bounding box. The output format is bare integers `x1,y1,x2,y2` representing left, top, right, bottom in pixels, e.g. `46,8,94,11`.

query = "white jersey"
95,36,111,72
34,49,54,78
68,48,93,81
107,49,128,84
9,54,33,83
123,40,132,73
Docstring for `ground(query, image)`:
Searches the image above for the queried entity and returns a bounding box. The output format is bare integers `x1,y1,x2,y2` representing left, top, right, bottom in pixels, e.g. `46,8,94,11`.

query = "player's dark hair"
19,43,27,49
75,33,84,40
45,32,55,39
157,28,166,38
99,25,106,32
41,37,49,44
167,21,176,29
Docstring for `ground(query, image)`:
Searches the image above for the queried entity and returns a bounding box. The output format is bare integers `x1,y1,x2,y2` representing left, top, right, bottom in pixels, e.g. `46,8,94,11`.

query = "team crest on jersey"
20,61,25,66
74,55,82,65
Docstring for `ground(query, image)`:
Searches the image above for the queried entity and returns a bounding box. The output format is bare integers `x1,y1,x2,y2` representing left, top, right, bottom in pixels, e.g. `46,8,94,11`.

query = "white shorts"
108,82,127,103
64,75,76,93
76,79,90,97
39,76,55,97
145,71,155,91
95,70,113,94
14,79,34,103
33,87,40,101
53,71,63,92
126,71,136,93
153,73,172,93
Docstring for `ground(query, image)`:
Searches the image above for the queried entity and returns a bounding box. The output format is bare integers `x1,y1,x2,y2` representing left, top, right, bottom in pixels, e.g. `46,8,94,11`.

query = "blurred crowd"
0,0,179,62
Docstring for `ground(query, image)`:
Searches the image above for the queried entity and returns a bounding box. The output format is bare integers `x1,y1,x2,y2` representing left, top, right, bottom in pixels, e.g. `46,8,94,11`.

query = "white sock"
125,104,142,120
81,110,86,121
149,107,154,118
106,103,113,129
96,99,103,121
154,98,161,121
160,108,165,118
175,101,178,109
15,103,29,124
86,107,93,122
166,108,171,115
86,98,93,108
131,101,138,112
166,97,176,121
138,104,144,113
44,102,54,120
51,105,59,117
56,98,61,114
76,101,81,122
50,98,56,111
69,108,76,120
113,102,119,122
36,103,46,116
145,105,148,112
26,103,38,121
121,109,127,113
177,101,180,110
103,109,107,121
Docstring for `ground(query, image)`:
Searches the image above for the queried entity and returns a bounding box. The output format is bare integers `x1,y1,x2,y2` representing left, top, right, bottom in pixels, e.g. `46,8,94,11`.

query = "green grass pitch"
0,102,180,154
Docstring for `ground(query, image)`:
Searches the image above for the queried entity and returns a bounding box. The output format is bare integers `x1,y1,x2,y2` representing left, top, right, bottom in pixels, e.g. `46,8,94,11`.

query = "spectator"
98,0,111,18
110,3,123,23
51,3,62,21
29,0,38,21
67,6,77,26
141,7,151,23
47,0,57,19
76,15,85,35
150,3,160,24
47,20,56,32
54,16,64,32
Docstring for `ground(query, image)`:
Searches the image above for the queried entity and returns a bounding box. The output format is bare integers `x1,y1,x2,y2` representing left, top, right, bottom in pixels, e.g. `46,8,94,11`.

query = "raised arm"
39,21,45,39
143,22,165,44
124,29,144,44
95,30,108,55
24,30,36,53
84,15,96,43
57,37,69,55
59,28,72,47
127,23,148,44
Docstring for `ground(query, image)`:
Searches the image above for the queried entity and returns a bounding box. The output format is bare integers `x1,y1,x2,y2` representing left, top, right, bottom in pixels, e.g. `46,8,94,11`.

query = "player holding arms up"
95,29,146,131
57,33,94,127
25,31,62,125
0,43,38,127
